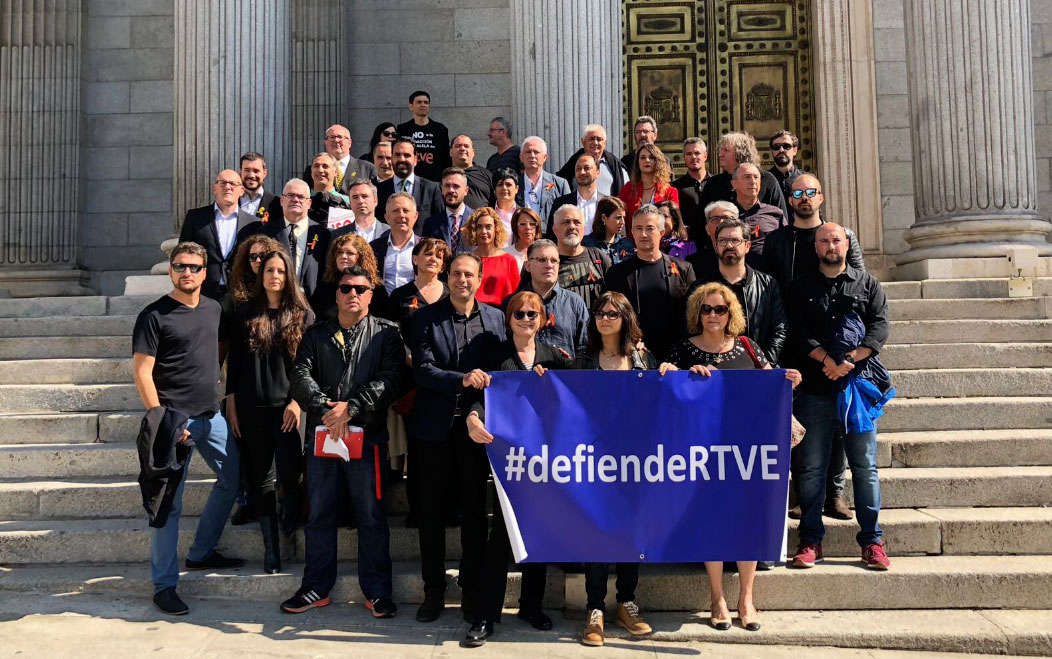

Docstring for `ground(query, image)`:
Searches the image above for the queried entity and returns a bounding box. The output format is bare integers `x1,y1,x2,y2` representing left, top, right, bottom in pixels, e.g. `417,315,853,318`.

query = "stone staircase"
0,282,1051,654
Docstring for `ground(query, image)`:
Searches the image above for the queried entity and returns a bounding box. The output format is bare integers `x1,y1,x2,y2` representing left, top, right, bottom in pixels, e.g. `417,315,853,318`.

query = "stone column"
172,0,291,226
897,0,1052,272
510,0,624,166
0,0,90,296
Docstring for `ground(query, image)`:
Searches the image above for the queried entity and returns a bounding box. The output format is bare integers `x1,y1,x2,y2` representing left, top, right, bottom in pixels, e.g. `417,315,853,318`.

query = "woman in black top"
360,121,397,161
226,250,315,573
462,291,570,646
311,233,385,321
666,282,801,633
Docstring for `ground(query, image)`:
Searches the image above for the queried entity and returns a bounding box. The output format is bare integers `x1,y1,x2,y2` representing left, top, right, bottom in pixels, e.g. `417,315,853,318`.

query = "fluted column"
0,0,88,295
511,0,623,166
898,0,1052,264
173,0,291,227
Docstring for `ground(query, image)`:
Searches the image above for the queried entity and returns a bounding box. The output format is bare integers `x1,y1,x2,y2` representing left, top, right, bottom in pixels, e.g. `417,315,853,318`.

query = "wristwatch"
844,355,856,364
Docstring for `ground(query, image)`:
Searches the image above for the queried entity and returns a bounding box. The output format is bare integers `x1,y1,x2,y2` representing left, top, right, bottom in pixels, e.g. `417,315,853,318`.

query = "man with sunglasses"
769,130,803,223
281,265,403,618
133,242,245,616
301,124,377,195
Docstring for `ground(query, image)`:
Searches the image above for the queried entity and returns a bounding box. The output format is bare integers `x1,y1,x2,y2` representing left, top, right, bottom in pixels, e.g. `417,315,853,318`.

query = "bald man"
301,124,378,194
785,221,891,571
179,169,256,299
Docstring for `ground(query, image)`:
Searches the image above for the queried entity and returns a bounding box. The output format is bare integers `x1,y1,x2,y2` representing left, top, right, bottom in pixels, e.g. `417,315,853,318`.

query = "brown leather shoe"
825,495,854,520
615,601,652,635
582,609,604,646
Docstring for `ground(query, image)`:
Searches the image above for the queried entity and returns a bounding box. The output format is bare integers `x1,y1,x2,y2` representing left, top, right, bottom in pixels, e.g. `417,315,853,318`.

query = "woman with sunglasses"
465,207,520,307
311,233,385,321
361,122,398,162
462,290,570,646
582,197,635,264
504,207,541,269
666,282,801,633
226,250,315,573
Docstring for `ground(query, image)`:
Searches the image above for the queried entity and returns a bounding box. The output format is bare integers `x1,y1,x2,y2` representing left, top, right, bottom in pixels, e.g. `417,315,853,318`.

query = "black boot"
259,515,281,574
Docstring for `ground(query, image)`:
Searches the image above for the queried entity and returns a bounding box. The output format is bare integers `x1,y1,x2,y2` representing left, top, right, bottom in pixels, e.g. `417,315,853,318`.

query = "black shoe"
259,515,281,575
153,587,188,615
404,513,419,528
185,551,245,571
230,504,256,526
757,561,777,571
416,591,445,622
463,620,495,647
366,595,397,618
280,586,331,613
516,608,553,630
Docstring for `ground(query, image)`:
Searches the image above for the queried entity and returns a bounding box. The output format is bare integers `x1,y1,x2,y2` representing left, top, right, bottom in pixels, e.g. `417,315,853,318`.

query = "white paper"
327,207,355,231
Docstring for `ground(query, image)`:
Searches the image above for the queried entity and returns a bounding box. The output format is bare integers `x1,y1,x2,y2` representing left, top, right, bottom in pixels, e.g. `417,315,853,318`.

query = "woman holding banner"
462,290,570,647
667,282,802,632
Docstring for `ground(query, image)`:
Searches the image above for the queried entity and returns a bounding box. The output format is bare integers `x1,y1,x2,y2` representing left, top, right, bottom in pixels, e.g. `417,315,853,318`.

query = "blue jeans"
151,410,240,593
794,392,883,547
302,443,392,600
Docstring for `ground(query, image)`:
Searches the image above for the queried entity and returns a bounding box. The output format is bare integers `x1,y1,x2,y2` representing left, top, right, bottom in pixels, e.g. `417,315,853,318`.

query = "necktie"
450,213,461,253
288,223,299,275
400,178,409,192
334,163,345,190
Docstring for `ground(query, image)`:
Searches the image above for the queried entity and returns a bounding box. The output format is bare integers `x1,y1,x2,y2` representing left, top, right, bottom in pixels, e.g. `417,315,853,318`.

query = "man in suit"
605,203,696,362
238,151,283,225
179,169,256,299
256,178,330,301
545,153,603,240
301,124,377,195
555,124,628,198
371,192,421,294
422,168,473,254
331,180,390,243
516,136,570,236
407,252,506,624
376,137,443,230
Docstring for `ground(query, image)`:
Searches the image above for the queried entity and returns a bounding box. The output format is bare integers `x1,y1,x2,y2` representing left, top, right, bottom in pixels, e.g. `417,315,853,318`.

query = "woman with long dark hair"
618,143,679,219
361,121,398,162
582,196,635,264
226,249,315,573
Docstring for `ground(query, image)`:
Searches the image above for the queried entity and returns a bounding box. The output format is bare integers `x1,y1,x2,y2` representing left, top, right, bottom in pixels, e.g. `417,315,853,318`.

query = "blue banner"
484,369,792,563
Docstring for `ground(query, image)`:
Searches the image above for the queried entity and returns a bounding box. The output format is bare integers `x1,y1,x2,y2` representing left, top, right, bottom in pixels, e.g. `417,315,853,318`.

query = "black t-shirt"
226,305,315,408
132,295,223,417
397,118,451,182
791,225,821,282
558,247,609,310
636,259,675,361
486,145,522,175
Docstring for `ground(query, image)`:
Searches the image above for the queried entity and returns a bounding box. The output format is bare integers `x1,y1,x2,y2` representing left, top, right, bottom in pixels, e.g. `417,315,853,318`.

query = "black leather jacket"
695,266,788,364
290,315,404,446
762,221,865,293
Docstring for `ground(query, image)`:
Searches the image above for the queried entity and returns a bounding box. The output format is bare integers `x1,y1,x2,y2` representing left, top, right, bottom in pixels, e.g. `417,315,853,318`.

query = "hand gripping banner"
483,369,792,563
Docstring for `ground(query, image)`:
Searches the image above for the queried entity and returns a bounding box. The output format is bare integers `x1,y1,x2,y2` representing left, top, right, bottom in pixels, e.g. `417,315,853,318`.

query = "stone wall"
80,0,175,294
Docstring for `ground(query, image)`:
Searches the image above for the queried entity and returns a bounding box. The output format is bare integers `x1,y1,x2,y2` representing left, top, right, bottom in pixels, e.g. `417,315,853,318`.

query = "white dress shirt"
577,189,600,235
239,188,265,216
384,232,420,293
213,204,238,285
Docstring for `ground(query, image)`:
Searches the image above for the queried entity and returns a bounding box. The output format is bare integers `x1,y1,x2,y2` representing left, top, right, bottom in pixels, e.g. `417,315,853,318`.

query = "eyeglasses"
512,310,540,321
791,188,820,199
325,135,349,142
529,257,559,266
283,193,309,201
595,311,621,321
707,215,736,224
700,304,729,316
172,263,204,273
248,253,266,262
716,237,745,247
771,143,795,151
214,180,242,188
337,283,372,295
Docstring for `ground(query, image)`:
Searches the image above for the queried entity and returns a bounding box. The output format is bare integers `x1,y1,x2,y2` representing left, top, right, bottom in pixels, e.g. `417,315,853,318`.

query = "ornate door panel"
623,0,815,174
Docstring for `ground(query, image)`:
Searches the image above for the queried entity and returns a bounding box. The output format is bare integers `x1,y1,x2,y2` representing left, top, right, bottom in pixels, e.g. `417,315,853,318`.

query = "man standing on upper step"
132,241,245,616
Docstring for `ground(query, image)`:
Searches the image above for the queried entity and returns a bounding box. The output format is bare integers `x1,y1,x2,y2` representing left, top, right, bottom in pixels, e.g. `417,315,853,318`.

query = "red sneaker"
862,542,891,570
792,542,823,568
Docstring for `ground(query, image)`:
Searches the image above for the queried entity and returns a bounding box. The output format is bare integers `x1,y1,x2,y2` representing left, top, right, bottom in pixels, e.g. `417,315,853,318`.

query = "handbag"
739,336,806,448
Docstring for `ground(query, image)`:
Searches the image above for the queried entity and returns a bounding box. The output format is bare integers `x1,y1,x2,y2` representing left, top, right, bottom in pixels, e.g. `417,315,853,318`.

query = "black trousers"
235,403,303,522
584,563,639,611
415,418,490,595
480,488,547,621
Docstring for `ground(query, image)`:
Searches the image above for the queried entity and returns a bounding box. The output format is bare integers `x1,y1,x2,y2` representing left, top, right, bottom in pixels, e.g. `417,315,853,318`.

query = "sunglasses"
700,304,729,316
771,143,795,151
382,129,397,137
171,263,204,273
791,188,820,199
337,283,372,295
595,311,621,320
248,253,266,262
512,310,540,321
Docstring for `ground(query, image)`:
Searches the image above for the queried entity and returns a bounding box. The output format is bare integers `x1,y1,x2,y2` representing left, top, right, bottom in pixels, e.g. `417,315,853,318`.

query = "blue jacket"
506,283,589,358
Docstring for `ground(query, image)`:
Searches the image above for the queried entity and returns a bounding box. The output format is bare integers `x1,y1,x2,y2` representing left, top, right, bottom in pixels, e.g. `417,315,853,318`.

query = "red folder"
313,425,364,461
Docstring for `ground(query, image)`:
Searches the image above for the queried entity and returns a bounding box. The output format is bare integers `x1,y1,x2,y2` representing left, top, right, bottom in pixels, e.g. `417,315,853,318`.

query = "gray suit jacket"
515,171,570,234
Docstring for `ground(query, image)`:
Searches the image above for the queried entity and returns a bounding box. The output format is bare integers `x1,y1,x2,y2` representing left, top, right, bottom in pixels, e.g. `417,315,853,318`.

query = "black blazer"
301,155,378,195
178,204,259,299
376,176,444,233
422,206,474,251
407,298,506,442
256,219,331,301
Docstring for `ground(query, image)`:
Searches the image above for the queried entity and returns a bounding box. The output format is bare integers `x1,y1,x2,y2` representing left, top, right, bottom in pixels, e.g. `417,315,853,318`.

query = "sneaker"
153,587,188,615
280,586,330,613
366,595,397,618
185,551,245,571
615,601,652,636
581,608,604,647
825,495,855,520
862,542,891,570
792,542,824,568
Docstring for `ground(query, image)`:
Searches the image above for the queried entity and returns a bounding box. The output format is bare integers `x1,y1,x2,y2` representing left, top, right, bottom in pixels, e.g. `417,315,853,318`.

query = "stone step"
0,315,136,338
0,384,140,413
2,555,1050,611
0,412,138,445
0,295,154,319
3,507,1045,566
881,396,1052,431
884,277,1052,300
887,319,1052,344
0,443,213,479
881,342,1052,369
843,466,1052,509
892,367,1052,398
0,336,130,360
889,297,1051,321
883,430,1052,468
0,358,132,385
